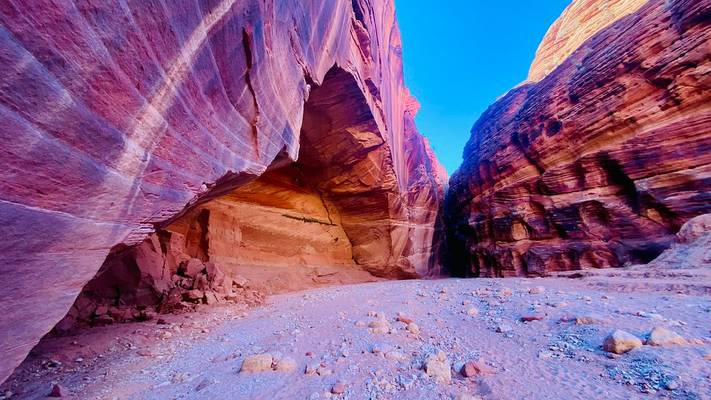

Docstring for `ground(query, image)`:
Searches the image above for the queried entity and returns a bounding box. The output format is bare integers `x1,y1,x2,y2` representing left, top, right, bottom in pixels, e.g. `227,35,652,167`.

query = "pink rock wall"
445,0,711,277
0,0,445,382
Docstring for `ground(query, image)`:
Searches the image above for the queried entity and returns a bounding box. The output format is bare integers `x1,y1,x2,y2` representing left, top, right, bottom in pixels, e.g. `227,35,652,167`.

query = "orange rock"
528,0,647,81
461,360,494,377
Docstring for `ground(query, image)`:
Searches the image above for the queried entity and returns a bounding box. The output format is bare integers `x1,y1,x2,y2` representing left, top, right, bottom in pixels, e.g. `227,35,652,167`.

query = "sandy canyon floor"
2,272,710,400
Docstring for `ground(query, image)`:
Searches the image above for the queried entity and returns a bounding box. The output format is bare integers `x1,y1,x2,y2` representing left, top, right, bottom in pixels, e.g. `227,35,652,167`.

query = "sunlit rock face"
0,0,445,382
528,0,647,82
446,0,711,277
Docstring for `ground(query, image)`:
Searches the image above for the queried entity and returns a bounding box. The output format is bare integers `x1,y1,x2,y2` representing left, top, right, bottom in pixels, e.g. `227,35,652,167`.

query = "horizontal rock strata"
528,0,647,82
446,0,711,277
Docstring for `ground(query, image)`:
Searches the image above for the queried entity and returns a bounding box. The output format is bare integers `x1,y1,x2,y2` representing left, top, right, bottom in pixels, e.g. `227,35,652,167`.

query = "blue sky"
396,1,571,174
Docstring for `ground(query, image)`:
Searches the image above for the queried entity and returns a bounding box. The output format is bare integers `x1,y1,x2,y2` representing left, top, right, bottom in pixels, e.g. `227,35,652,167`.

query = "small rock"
369,319,390,334
575,315,599,325
354,320,367,327
461,360,494,377
370,343,392,355
467,307,479,317
204,291,220,305
396,313,413,324
275,357,298,372
232,275,248,288
316,365,333,376
529,286,545,295
498,288,513,297
665,380,680,391
406,322,420,335
424,351,451,384
603,330,642,354
184,289,204,302
305,362,320,375
646,327,687,346
331,382,346,394
636,311,664,320
520,314,544,322
496,323,513,333
49,384,66,398
181,258,205,278
195,378,215,392
704,352,711,361
240,353,274,373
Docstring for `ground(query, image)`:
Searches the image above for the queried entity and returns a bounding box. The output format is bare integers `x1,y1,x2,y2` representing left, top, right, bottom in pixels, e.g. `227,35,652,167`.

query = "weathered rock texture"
528,0,647,82
446,0,711,277
0,0,445,382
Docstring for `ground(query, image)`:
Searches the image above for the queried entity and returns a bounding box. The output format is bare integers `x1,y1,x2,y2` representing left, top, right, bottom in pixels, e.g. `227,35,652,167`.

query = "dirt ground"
1,269,710,400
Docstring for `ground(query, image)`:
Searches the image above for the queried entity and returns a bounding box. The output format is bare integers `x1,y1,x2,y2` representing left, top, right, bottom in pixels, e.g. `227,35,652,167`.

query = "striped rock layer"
528,0,648,82
0,0,445,381
445,0,711,277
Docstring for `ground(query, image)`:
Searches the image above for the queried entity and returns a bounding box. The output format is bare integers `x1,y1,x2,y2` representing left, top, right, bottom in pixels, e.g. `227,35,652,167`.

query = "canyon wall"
0,0,445,382
528,0,647,82
445,0,711,277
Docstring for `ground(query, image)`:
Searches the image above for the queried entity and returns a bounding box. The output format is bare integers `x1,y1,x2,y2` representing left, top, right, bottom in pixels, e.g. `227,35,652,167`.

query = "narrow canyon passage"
0,0,710,398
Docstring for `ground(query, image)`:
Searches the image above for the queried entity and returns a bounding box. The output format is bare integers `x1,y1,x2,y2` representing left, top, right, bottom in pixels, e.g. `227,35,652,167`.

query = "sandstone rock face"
528,0,647,82
445,0,711,277
0,0,445,382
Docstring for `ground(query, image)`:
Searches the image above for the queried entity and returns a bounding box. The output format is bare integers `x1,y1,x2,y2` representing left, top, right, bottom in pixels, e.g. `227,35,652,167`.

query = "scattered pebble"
461,360,494,377
396,313,413,324
331,382,346,394
498,288,513,297
529,286,545,295
406,322,420,335
520,314,544,322
49,384,66,398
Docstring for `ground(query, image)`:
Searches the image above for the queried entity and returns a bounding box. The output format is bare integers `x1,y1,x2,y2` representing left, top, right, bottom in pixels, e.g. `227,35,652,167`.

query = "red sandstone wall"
528,0,647,82
0,0,445,381
445,0,711,277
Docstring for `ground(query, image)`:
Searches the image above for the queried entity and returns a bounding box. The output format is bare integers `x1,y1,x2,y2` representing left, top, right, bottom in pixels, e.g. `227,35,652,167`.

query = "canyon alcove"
62,66,437,329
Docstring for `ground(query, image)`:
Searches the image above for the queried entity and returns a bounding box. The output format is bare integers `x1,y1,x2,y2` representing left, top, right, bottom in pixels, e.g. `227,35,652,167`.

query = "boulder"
646,327,687,347
603,330,643,354
240,354,274,373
